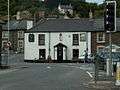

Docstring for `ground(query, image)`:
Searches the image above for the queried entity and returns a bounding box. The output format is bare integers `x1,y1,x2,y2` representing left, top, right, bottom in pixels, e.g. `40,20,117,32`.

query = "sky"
86,0,105,4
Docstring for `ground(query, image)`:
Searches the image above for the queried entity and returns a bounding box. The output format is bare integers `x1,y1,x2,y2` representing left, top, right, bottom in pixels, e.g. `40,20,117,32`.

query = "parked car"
79,54,94,63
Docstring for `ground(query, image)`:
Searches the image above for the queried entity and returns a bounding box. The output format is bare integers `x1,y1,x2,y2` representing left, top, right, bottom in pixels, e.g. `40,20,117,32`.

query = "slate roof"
26,18,120,33
94,18,120,32
27,19,95,32
2,18,120,32
2,20,30,30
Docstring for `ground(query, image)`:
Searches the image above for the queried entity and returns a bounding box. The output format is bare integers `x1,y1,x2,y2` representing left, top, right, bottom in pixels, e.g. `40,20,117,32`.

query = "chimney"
89,9,93,19
16,11,21,20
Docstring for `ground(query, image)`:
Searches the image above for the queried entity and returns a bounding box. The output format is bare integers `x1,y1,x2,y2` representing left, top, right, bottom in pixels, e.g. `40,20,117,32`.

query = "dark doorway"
73,49,79,59
54,43,67,62
57,45,63,61
39,49,46,59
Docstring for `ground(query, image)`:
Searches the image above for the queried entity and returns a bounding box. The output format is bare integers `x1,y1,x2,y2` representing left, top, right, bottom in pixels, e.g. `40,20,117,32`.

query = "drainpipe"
48,32,51,56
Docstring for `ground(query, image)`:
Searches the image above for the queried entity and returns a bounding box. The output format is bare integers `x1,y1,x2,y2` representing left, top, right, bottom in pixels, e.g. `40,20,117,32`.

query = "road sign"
6,41,11,47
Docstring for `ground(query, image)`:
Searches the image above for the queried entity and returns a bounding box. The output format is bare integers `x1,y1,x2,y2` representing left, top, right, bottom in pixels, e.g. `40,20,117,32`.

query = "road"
0,63,95,90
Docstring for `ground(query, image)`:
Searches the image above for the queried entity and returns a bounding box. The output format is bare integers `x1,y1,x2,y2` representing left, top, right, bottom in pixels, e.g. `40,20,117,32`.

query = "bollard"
115,62,120,86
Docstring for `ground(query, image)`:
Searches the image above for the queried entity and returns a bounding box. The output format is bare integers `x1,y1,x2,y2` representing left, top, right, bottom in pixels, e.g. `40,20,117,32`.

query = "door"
57,45,63,61
39,49,46,59
73,49,79,59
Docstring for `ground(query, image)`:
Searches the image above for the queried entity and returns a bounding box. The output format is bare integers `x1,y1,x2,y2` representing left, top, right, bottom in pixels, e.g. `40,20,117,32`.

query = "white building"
58,4,73,15
24,19,93,62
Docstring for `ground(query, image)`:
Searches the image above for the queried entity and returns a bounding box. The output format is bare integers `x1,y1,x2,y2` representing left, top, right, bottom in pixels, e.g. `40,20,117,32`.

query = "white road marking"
86,71,93,78
47,66,51,69
0,69,19,75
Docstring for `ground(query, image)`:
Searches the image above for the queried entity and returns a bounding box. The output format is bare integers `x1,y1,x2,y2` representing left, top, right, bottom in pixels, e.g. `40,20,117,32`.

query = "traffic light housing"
104,1,116,32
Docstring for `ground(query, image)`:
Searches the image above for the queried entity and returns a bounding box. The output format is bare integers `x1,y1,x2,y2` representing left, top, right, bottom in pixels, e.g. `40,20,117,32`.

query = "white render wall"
24,32,91,60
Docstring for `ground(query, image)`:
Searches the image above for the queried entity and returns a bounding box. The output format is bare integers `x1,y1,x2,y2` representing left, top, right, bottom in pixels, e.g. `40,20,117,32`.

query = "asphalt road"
0,63,95,90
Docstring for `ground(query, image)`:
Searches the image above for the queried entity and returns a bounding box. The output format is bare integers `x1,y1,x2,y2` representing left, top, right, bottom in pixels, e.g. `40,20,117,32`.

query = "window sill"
97,41,105,43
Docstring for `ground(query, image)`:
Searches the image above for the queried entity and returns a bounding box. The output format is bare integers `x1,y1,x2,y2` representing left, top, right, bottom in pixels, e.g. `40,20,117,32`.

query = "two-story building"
2,20,33,53
24,19,93,62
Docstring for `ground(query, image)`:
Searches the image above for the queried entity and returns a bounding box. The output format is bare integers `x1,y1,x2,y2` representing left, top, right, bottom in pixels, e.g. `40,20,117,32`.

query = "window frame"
18,31,24,38
97,32,105,43
97,46,105,53
2,31,9,38
80,33,86,42
18,40,23,48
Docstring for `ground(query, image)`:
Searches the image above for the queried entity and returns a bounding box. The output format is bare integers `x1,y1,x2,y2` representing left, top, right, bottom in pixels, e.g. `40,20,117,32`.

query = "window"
38,34,45,45
97,33,105,43
28,34,34,42
18,31,24,38
2,41,7,48
2,31,9,38
18,40,23,48
73,34,79,45
80,33,86,42
97,46,105,53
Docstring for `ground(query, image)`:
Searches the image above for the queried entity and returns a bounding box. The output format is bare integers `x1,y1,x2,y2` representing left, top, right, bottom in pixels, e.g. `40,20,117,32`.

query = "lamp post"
6,0,10,65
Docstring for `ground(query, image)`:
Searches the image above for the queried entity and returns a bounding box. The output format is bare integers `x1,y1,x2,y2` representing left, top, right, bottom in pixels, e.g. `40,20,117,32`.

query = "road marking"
47,66,51,69
86,71,93,78
0,69,19,75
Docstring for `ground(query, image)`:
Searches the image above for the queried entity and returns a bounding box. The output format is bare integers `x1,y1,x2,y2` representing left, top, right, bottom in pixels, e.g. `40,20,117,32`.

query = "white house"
24,19,93,62
58,4,73,15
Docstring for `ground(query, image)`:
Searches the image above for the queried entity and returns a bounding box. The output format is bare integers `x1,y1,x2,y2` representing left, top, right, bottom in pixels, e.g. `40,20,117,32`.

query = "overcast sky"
86,0,105,4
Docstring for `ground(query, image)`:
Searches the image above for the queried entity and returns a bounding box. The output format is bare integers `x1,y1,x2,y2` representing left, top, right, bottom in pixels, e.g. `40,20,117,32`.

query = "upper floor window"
73,34,79,45
18,31,24,38
97,32,105,43
38,34,45,45
28,34,34,42
2,31,9,38
80,33,86,42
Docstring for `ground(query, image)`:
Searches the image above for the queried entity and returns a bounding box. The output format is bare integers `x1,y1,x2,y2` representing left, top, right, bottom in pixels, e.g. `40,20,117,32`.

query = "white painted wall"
24,32,91,60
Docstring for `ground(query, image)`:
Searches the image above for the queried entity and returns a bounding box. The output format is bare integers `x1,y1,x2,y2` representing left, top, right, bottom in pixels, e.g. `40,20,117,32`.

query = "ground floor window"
73,49,79,59
39,49,46,59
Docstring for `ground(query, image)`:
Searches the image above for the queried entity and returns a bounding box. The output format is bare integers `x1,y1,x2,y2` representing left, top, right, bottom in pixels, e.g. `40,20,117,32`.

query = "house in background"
91,18,120,54
2,20,33,53
24,19,93,62
58,4,73,15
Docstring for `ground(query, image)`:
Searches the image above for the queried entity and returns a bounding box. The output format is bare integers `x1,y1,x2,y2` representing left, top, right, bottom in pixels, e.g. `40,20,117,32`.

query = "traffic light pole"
0,27,2,66
107,32,113,77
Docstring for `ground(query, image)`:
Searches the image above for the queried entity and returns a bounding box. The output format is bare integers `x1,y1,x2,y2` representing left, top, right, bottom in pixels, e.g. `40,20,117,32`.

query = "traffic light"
104,1,116,32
